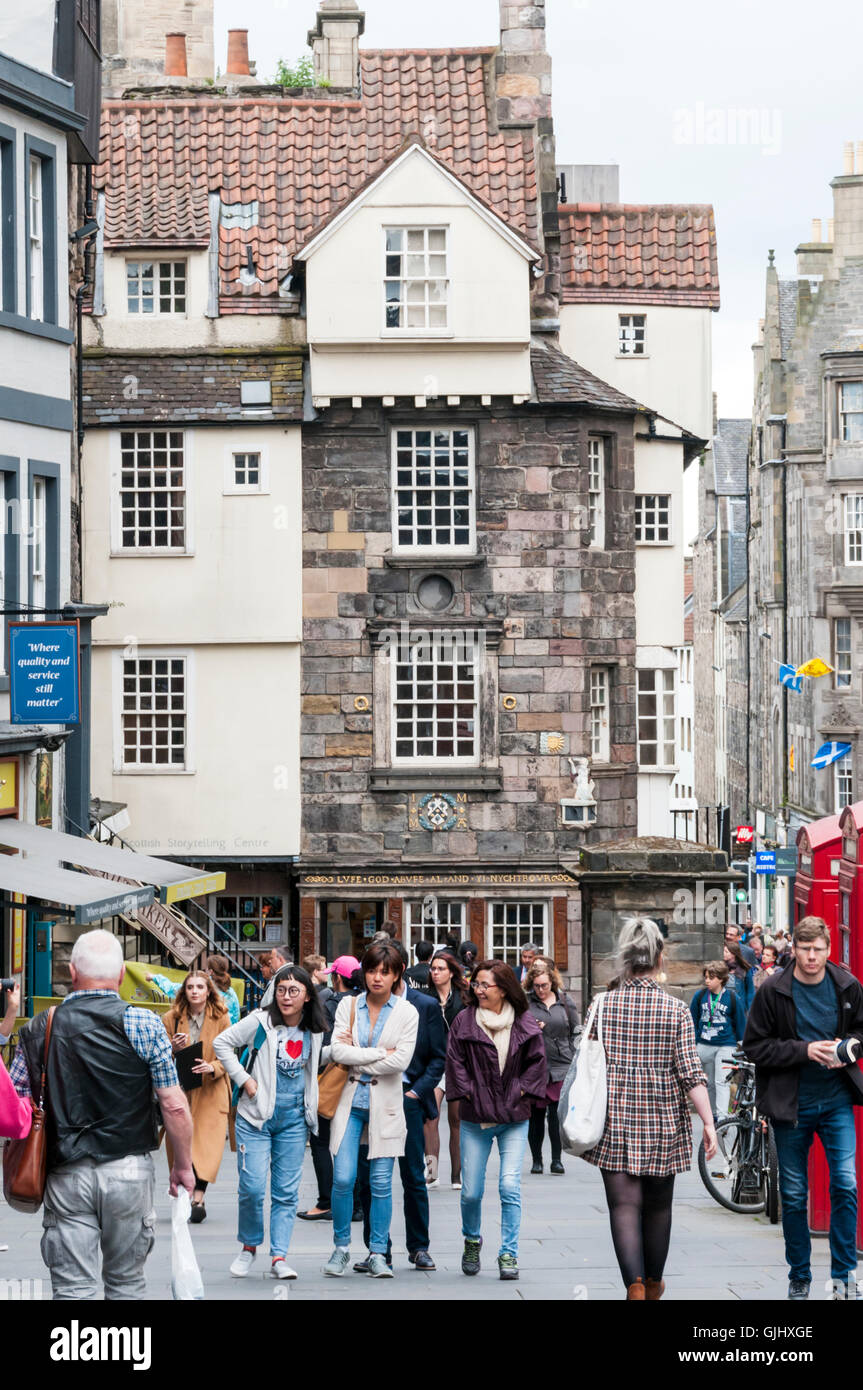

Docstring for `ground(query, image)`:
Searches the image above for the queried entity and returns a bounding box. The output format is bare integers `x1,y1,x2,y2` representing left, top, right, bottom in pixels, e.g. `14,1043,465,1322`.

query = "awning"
0,820,225,904
0,854,154,926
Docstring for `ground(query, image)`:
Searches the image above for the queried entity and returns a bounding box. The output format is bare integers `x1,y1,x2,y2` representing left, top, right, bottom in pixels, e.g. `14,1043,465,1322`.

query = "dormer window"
840,381,863,442
127,260,187,314
384,227,448,330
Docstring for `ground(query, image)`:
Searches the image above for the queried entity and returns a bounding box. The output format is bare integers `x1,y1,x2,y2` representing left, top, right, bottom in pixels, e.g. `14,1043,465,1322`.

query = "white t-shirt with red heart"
274,1025,306,1075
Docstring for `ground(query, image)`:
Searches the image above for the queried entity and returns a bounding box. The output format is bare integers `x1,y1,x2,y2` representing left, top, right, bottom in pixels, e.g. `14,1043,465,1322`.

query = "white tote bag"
561,993,608,1155
171,1190,205,1300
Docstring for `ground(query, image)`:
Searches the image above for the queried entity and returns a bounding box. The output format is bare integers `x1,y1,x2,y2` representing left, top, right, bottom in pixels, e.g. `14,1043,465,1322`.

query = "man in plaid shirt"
11,929,194,1300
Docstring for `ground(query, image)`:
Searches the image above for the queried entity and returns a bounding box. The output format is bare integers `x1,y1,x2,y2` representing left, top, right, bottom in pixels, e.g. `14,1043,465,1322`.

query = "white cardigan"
329,992,419,1160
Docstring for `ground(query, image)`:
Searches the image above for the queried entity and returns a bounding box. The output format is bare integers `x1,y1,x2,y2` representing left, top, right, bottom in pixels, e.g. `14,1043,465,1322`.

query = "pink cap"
330,955,361,979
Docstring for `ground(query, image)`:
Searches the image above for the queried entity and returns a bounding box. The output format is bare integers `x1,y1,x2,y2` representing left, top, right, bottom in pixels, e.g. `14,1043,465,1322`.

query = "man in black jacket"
354,941,446,1272
743,916,863,1301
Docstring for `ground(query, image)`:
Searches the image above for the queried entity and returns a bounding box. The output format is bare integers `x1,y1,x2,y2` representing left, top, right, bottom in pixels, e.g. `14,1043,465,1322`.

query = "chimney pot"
227,29,250,76
843,141,854,175
811,218,821,243
165,32,188,78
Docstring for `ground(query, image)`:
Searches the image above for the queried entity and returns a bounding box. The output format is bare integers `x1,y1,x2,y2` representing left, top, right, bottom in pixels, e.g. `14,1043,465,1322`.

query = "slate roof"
530,340,643,413
80,351,305,425
712,418,749,495
778,279,798,358
559,204,720,308
95,49,539,305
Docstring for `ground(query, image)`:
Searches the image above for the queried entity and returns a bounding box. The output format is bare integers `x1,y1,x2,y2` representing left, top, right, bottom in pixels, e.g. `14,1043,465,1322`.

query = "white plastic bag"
561,994,608,1155
171,1189,205,1300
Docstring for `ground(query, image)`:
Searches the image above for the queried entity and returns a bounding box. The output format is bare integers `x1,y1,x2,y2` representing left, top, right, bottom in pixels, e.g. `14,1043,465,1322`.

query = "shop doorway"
321,901,384,961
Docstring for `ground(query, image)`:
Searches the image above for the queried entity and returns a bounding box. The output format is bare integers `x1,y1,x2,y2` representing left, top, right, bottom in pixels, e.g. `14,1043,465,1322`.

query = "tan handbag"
3,1006,55,1214
317,997,356,1120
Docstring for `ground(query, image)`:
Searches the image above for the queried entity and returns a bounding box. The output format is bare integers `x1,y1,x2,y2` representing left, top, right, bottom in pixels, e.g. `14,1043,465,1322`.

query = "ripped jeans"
235,1068,308,1257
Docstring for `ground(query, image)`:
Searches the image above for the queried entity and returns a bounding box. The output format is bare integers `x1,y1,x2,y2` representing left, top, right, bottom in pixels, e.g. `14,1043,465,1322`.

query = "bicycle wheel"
765,1123,781,1225
698,1116,767,1214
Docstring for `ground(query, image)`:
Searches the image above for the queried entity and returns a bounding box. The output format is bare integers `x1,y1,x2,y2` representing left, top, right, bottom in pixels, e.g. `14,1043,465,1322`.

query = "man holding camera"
744,916,863,1301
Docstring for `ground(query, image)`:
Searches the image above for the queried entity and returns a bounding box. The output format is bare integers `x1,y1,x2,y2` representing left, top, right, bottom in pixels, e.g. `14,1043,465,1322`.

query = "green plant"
273,55,317,88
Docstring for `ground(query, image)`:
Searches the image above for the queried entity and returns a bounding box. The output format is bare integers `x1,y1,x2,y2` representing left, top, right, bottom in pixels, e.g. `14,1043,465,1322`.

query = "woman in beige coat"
323,941,418,1279
163,971,232,1222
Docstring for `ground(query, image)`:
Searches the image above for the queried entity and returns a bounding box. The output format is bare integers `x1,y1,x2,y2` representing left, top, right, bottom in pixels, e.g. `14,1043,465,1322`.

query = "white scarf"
476,1001,515,1074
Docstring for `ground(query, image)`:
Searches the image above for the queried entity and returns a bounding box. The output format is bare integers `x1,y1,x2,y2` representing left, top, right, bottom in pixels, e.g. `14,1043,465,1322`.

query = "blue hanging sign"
755,851,776,875
9,622,80,725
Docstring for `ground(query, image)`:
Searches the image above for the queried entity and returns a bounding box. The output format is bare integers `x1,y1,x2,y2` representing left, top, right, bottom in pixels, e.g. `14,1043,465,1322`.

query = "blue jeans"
773,1098,858,1281
359,1091,430,1256
235,1069,308,1258
460,1119,529,1259
332,1107,395,1254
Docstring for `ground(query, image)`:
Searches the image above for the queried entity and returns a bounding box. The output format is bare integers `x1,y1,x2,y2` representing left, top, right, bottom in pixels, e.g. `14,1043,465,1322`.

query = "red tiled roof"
95,50,539,304
559,204,720,309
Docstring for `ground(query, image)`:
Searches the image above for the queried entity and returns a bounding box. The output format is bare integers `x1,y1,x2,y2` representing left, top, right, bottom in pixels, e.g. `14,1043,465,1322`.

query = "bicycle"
697,1051,781,1222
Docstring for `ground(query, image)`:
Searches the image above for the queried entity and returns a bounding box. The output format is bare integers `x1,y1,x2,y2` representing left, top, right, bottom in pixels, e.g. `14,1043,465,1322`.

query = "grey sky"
215,0,861,424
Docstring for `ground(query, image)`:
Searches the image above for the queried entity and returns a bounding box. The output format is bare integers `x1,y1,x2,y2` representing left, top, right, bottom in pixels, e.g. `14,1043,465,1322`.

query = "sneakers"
831,1276,861,1300
271,1259,298,1280
788,1278,810,1300
452,1179,462,1190
230,1247,257,1278
498,1253,519,1281
323,1247,351,1278
368,1253,394,1278
462,1237,482,1276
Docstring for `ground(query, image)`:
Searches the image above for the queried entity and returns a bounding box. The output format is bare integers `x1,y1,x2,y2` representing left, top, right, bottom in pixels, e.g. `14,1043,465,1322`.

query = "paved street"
0,1117,811,1302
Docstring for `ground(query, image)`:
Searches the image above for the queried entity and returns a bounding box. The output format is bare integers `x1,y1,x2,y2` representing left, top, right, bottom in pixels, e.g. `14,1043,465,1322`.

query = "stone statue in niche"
567,756,596,806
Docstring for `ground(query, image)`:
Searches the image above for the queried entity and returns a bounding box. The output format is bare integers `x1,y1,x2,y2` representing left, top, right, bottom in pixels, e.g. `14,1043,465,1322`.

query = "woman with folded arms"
323,941,419,1279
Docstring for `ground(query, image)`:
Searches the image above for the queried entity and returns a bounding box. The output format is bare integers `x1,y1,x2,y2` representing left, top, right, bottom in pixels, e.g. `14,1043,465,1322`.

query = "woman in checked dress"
580,917,718,1300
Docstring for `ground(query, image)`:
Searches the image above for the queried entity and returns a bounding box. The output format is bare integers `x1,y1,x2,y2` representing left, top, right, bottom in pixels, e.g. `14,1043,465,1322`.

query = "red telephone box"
804,803,863,1248
794,815,842,930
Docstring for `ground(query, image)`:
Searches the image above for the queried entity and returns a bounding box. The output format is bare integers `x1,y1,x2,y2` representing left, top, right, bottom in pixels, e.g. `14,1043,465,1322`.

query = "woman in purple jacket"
445,959,547,1282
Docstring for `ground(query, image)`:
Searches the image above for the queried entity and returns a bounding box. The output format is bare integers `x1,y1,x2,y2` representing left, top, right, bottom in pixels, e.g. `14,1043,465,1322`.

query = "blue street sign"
755,851,776,875
9,622,80,725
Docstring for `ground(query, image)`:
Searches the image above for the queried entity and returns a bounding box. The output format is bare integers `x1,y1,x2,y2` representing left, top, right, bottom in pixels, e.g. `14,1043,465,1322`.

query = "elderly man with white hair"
10,929,194,1300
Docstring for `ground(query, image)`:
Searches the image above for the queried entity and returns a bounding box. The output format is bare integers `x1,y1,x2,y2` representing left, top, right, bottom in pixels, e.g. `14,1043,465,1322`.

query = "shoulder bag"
559,993,608,1155
3,1006,55,1214
230,1019,268,1109
317,997,357,1120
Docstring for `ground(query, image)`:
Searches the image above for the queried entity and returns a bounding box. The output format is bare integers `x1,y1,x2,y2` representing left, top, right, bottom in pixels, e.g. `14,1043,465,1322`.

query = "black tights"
528,1103,561,1163
600,1170,675,1287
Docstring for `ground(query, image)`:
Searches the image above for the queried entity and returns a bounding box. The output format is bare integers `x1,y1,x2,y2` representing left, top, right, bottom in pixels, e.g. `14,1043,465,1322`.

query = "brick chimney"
496,1,558,328
308,0,365,90
830,138,863,274
227,29,250,75
165,33,188,77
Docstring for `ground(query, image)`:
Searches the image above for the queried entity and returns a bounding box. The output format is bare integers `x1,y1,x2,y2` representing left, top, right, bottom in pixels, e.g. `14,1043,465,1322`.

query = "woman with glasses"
423,951,470,1188
214,965,327,1280
524,960,581,1175
445,960,547,1281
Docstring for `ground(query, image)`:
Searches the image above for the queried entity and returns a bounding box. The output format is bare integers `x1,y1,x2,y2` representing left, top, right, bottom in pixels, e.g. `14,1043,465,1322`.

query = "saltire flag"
796,657,834,678
811,741,852,770
780,664,804,692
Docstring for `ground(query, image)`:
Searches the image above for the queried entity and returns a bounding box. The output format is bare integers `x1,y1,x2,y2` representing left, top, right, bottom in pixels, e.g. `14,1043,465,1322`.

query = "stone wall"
300,398,638,866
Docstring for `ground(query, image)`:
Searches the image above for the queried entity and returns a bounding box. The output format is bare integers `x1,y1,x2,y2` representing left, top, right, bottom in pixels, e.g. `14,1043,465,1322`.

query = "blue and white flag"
779,663,804,693
811,741,852,770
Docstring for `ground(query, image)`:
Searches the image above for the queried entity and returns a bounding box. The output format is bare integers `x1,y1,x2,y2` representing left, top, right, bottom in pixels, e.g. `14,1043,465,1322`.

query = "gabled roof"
559,203,720,309
295,138,541,263
530,339,643,413
95,49,539,306
712,418,749,495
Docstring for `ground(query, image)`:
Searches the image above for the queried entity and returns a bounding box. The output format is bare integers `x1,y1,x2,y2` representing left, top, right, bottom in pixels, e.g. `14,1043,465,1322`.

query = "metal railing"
672,804,731,856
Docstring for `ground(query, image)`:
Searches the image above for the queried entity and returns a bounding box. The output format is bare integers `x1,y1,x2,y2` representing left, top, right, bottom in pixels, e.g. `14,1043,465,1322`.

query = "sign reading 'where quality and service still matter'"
9,622,80,725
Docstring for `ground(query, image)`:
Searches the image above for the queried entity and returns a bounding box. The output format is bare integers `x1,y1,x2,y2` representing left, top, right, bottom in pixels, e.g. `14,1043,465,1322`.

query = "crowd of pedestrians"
2,912,862,1301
